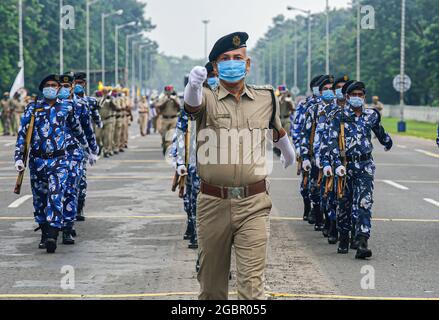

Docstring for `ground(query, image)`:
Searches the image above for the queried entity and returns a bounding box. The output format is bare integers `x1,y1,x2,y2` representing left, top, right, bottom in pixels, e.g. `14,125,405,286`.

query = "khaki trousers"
102,119,114,154
197,191,272,300
159,117,177,151
139,113,149,136
113,116,123,151
121,116,128,147
14,112,23,135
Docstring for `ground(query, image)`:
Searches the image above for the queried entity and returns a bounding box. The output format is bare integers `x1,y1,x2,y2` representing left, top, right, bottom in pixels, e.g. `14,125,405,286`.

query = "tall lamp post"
115,21,136,86
125,32,143,87
60,0,63,74
287,6,312,95
202,20,210,61
356,0,361,80
101,9,123,84
86,0,100,95
325,0,330,74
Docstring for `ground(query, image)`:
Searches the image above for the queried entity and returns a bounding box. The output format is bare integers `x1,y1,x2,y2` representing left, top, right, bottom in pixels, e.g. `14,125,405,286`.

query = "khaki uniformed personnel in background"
184,32,296,300
278,87,295,135
112,89,124,154
156,86,181,154
99,87,117,157
138,96,150,136
10,92,27,136
121,89,133,148
369,95,384,115
1,92,12,136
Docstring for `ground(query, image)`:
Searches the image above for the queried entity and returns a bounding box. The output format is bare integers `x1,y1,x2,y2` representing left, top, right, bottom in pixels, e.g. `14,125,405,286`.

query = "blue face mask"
207,77,219,89
321,90,335,101
74,84,85,94
58,87,71,100
217,60,247,83
335,88,344,100
312,87,320,97
349,96,364,108
42,87,58,100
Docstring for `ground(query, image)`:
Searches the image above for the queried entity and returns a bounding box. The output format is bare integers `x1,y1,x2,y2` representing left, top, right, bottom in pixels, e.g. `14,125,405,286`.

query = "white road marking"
397,145,407,149
382,180,409,190
8,195,33,208
423,198,439,207
130,134,140,139
415,149,439,159
4,142,15,147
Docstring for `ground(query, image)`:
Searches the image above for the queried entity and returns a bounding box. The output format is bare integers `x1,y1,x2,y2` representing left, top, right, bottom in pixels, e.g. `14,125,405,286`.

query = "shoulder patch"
247,84,274,91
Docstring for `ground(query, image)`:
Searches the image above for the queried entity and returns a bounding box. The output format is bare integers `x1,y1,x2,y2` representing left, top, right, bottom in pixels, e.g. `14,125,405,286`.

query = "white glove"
177,165,188,176
98,122,104,129
15,160,25,172
184,66,207,107
88,153,98,166
274,135,296,169
302,159,311,172
335,165,346,177
323,166,333,177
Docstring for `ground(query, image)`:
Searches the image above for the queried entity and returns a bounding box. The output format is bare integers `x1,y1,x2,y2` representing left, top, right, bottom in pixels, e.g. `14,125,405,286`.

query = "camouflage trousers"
64,149,84,228
183,166,200,231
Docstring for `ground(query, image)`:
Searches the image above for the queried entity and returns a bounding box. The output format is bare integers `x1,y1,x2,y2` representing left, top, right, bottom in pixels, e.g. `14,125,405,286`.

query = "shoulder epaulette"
247,84,274,91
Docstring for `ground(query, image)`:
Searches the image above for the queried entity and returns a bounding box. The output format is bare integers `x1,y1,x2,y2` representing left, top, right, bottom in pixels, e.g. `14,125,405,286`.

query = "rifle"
178,119,191,199
337,122,347,200
14,98,37,194
296,156,302,176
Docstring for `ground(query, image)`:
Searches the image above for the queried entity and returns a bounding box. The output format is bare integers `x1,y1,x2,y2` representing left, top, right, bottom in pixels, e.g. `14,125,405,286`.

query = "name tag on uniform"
216,114,231,119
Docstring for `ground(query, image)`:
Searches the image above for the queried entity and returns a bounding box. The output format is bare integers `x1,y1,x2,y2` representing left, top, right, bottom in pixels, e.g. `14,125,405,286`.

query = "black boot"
350,227,359,249
337,233,349,254
45,226,59,253
303,199,311,221
71,227,77,237
322,218,330,237
188,232,198,249
314,206,324,231
183,220,194,240
355,236,372,259
308,204,317,225
76,201,85,221
35,223,49,249
62,227,75,245
328,220,338,244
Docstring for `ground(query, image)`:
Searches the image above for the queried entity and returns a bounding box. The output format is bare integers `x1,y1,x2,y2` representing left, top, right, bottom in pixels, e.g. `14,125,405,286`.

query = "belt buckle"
228,187,244,199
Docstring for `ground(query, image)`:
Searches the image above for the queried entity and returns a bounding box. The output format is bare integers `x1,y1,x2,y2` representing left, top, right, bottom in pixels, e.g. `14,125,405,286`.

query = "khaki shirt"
99,97,115,120
10,99,26,113
138,100,149,114
0,99,11,116
187,83,282,187
279,96,295,118
157,95,181,117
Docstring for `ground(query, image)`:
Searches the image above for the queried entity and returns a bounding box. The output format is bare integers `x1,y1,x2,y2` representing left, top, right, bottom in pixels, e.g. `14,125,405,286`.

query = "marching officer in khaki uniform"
112,89,124,155
99,87,117,157
138,96,150,136
156,86,181,155
1,92,12,136
278,85,295,135
122,89,133,149
10,92,27,136
184,32,296,300
369,95,384,115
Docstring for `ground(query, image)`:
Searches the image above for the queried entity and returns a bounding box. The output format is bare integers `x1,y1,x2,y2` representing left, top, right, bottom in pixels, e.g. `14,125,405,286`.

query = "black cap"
209,32,249,62
205,62,214,74
59,74,74,84
346,81,366,95
39,74,60,92
310,75,324,90
332,75,350,90
318,75,335,91
74,72,87,81
341,80,355,95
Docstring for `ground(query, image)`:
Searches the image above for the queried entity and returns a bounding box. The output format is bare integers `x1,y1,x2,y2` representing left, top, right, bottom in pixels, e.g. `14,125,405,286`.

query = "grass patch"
382,117,438,140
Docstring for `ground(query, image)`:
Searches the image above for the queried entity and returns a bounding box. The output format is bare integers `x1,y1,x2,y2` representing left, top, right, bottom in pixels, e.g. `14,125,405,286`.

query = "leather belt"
200,180,267,200
31,149,66,159
162,115,177,119
346,153,372,163
139,111,148,114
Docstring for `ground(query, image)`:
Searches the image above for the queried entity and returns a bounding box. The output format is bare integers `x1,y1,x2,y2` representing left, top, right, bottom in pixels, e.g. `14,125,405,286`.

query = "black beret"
341,80,355,95
310,75,324,89
59,74,74,84
346,81,366,95
318,75,335,91
39,74,60,92
209,32,249,62
74,72,87,81
332,75,350,90
205,62,214,74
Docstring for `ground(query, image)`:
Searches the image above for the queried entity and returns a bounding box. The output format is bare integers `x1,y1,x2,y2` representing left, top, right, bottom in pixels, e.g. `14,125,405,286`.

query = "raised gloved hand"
302,159,312,172
184,66,207,107
335,165,346,177
177,165,188,176
323,166,333,177
15,160,25,172
88,153,98,166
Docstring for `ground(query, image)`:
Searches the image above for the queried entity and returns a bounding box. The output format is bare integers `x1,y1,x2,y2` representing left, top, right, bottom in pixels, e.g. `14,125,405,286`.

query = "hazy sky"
142,0,350,59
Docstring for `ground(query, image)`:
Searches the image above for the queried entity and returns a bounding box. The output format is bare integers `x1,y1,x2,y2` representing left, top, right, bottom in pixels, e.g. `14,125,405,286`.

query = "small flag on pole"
10,67,25,98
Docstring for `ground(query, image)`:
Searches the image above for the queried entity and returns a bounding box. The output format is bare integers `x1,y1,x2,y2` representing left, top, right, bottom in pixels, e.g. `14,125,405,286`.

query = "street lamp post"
202,20,210,61
86,0,99,95
18,0,24,72
115,21,136,86
399,0,406,131
326,0,330,74
356,0,361,80
125,32,143,87
101,9,123,84
60,0,63,74
287,6,312,95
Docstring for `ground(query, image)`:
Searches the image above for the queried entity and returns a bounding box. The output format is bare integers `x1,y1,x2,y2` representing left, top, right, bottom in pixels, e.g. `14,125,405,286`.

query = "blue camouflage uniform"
14,99,86,229
63,98,98,227
323,104,392,239
436,123,439,147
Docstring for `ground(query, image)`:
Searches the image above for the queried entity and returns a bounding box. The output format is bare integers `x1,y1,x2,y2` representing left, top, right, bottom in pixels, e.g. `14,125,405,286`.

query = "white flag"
10,67,25,98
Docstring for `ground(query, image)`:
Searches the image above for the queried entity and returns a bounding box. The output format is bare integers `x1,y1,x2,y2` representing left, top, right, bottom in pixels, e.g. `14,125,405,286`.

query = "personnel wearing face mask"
184,32,295,300
14,74,87,253
323,81,393,259
98,87,117,157
333,75,350,108
58,74,98,244
156,85,181,155
278,85,295,135
291,75,324,221
205,62,219,90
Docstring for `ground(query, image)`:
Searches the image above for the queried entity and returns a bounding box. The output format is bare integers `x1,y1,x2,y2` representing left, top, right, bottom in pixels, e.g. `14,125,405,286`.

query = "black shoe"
76,201,85,221
104,153,109,158
303,199,311,221
314,223,324,232
314,205,324,231
328,220,338,244
322,219,330,237
350,230,359,249
337,233,349,254
114,150,119,155
355,236,372,259
119,148,125,153
35,223,49,249
45,226,59,253
62,228,75,245
183,221,194,240
188,231,198,249
308,205,318,225
71,228,77,237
